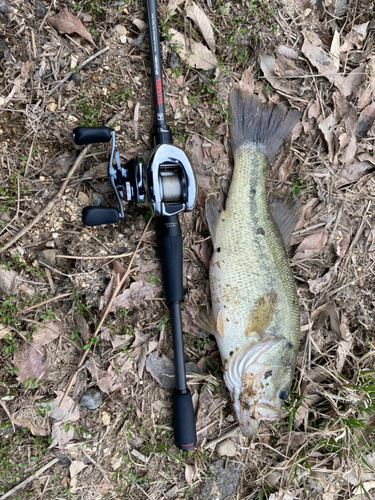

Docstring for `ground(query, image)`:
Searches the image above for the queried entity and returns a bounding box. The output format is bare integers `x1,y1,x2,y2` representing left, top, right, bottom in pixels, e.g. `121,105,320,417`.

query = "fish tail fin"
229,87,301,160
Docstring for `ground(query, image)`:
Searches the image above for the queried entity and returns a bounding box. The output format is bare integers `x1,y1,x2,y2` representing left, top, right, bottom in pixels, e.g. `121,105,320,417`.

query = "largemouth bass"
205,87,302,437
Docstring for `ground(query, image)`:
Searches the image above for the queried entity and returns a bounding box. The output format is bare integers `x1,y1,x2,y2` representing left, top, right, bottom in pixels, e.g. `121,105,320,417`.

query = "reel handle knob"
73,126,112,145
82,206,119,226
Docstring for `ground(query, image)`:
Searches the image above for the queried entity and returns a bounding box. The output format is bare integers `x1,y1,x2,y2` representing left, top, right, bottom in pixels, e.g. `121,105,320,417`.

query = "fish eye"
279,389,289,400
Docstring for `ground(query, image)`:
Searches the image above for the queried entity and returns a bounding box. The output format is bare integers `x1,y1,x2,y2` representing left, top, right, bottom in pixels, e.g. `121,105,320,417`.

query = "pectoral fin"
246,290,277,337
268,193,302,249
205,196,222,245
195,307,216,335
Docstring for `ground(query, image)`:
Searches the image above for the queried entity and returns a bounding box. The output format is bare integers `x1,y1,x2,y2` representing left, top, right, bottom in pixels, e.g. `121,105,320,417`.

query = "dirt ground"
1,0,375,499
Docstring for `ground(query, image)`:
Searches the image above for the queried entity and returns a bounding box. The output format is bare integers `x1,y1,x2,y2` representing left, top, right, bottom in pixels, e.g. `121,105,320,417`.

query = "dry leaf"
337,161,372,187
21,61,32,79
48,8,95,45
110,280,162,312
318,113,337,160
276,432,308,449
185,464,194,488
358,57,375,109
11,411,50,436
337,64,366,97
100,276,114,310
70,460,87,479
137,342,148,378
293,230,328,261
97,479,113,495
101,411,111,426
113,259,126,280
340,22,369,52
0,323,11,340
51,421,75,448
308,100,320,119
166,0,184,16
46,392,80,422
132,18,147,32
32,320,63,346
330,31,340,72
169,29,217,70
260,54,296,96
302,32,338,83
334,232,351,257
278,45,299,60
186,1,215,53
239,67,254,94
13,341,49,383
191,239,212,269
74,313,90,343
336,312,353,373
356,102,375,138
308,268,334,295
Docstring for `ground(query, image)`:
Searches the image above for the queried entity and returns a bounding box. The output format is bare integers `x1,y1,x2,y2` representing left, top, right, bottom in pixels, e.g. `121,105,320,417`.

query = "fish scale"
206,87,302,437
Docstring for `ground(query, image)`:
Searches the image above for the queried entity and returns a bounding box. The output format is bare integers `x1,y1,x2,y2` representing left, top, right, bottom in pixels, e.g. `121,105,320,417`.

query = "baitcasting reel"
72,126,196,226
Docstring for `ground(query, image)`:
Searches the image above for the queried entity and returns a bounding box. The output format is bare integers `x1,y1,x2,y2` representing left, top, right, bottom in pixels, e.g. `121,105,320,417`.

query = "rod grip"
73,126,112,145
82,207,119,226
157,217,183,303
173,389,197,450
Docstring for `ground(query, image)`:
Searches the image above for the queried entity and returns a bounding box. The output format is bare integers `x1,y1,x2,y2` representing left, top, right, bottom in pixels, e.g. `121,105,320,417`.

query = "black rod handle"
82,207,119,226
173,389,197,450
73,126,112,145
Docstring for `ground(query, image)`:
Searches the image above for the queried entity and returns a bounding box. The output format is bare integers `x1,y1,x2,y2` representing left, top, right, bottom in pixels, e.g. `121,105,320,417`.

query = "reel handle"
73,126,112,145
82,206,119,226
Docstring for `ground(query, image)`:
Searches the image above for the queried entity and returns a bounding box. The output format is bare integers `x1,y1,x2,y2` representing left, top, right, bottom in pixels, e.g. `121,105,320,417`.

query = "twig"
79,447,112,484
59,216,153,406
56,252,132,260
0,458,59,500
204,426,240,449
0,400,15,431
22,292,72,312
0,108,125,254
48,46,110,96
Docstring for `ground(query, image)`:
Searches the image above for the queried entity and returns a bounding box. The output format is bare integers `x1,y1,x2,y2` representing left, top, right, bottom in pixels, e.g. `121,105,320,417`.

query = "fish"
204,86,302,437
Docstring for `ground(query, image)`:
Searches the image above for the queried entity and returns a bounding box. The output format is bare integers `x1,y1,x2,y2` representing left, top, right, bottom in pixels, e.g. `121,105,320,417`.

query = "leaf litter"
1,0,375,498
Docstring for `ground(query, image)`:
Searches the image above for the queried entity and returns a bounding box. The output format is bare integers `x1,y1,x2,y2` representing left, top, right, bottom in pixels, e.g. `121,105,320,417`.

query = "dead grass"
1,0,375,499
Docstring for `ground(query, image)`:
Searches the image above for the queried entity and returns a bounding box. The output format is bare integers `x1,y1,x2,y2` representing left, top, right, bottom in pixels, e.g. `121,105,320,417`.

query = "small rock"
120,35,127,44
0,96,6,107
127,100,134,109
79,387,103,410
77,192,89,206
146,353,203,390
165,485,179,498
216,439,237,457
68,115,78,123
0,0,10,13
115,24,128,36
45,241,55,248
92,193,103,207
183,95,189,106
47,102,57,113
71,72,81,84
199,459,242,500
36,249,56,268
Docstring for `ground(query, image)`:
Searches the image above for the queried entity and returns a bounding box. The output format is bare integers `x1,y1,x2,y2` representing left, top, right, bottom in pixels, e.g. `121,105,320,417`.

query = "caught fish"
204,86,302,437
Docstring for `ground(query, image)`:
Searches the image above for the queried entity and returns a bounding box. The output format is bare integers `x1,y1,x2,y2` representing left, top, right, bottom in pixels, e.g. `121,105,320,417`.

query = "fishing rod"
72,0,197,450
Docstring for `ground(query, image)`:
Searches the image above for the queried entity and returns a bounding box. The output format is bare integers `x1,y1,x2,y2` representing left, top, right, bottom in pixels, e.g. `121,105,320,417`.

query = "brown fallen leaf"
358,56,375,109
113,259,127,280
110,280,162,312
294,198,320,232
340,22,369,52
45,392,80,422
70,460,87,479
74,313,90,343
0,323,11,340
13,341,49,383
170,29,217,70
296,230,328,253
32,320,63,346
334,232,351,257
276,432,308,449
278,45,299,60
166,0,185,16
21,61,32,79
302,32,338,83
11,410,50,436
185,464,194,489
260,54,296,97
51,421,75,449
308,268,334,295
337,161,372,187
97,478,114,495
318,113,337,161
311,301,340,335
356,102,375,138
336,311,353,373
186,1,215,53
191,239,212,269
48,8,95,45
336,64,366,97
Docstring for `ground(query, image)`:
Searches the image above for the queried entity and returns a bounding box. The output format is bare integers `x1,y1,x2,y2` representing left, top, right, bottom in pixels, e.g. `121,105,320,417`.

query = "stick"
48,46,110,96
22,292,72,312
59,216,153,406
0,108,125,254
204,426,240,449
0,458,59,500
56,252,133,260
